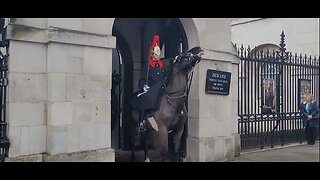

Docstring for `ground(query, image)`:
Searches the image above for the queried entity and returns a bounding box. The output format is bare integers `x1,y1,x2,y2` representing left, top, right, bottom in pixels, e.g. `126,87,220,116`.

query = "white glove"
143,85,150,92
307,115,312,119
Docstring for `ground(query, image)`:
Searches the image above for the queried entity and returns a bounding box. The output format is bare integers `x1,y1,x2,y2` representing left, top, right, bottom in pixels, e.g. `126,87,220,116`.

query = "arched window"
253,44,280,113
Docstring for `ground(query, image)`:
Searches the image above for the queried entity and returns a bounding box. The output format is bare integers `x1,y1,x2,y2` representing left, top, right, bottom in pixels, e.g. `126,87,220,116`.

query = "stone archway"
110,18,199,161
179,18,200,49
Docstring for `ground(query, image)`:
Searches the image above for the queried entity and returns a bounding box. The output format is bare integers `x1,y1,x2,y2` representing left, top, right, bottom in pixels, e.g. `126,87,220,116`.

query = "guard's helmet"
150,35,161,58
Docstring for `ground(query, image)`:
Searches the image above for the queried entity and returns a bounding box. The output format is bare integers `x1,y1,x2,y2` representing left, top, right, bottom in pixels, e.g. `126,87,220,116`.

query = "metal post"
0,18,10,162
279,31,287,146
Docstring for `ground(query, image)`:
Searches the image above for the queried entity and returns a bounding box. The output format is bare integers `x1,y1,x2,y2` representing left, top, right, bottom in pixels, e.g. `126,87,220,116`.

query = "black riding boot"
139,110,146,133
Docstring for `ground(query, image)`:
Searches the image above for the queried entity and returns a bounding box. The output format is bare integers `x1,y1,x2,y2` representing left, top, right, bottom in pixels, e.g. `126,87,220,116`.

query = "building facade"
231,18,319,56
1,18,239,162
231,18,320,150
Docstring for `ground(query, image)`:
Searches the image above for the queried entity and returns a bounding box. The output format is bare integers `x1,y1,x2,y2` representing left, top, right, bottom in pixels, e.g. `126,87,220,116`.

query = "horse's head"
173,47,204,74
187,46,204,65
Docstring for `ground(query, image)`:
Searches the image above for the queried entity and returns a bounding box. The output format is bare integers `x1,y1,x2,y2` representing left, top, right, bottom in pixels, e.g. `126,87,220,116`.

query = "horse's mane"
164,50,194,86
165,62,174,86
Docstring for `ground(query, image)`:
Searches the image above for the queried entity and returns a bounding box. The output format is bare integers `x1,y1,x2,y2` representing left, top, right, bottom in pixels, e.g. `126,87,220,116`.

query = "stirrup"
138,120,146,133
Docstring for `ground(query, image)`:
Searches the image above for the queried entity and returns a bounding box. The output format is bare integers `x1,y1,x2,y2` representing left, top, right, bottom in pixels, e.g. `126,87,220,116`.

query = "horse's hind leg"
130,110,140,162
140,131,150,162
131,147,136,162
130,131,137,162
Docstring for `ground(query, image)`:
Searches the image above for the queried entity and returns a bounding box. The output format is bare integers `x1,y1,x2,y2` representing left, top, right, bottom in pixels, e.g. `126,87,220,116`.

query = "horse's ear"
187,47,203,55
173,55,179,64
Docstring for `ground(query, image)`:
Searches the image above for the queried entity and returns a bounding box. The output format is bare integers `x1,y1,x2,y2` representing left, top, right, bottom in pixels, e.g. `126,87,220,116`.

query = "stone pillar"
186,18,240,162
7,18,48,158
6,18,115,161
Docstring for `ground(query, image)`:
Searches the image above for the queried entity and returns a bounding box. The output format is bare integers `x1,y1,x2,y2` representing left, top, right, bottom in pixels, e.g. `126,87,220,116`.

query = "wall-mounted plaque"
205,69,231,95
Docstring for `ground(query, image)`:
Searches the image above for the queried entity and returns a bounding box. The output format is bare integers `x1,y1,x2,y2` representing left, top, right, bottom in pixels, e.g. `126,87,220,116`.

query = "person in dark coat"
265,86,274,108
300,93,319,145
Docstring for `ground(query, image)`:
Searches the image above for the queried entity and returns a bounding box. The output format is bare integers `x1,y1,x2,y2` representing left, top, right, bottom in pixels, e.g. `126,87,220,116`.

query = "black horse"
130,47,204,162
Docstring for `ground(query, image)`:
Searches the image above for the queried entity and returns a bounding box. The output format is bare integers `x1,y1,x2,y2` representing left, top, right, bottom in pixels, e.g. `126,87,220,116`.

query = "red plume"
150,35,160,53
149,35,163,68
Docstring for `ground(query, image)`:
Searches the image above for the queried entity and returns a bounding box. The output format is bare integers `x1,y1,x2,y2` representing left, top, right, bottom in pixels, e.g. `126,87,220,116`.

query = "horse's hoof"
145,158,150,162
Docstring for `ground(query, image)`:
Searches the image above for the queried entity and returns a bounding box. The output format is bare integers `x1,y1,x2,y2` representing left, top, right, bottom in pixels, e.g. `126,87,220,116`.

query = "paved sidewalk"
232,141,319,162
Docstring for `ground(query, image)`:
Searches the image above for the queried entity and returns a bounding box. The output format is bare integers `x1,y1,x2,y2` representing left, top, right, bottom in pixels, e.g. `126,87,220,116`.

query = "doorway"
111,18,189,156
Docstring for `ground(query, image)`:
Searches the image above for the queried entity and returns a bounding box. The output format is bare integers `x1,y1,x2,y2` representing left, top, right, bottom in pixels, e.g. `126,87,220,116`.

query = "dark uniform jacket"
130,59,166,111
147,59,165,86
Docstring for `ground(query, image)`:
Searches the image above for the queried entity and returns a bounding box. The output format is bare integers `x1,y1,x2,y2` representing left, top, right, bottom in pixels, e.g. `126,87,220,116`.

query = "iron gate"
238,31,320,150
0,18,9,162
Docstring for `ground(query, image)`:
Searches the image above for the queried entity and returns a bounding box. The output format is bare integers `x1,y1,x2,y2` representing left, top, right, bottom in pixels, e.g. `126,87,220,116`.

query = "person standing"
300,94,319,145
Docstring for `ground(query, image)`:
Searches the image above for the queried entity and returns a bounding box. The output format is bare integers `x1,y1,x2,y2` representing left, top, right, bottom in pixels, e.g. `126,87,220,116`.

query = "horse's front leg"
180,105,188,162
158,125,168,162
130,131,137,162
140,130,150,162
173,116,187,162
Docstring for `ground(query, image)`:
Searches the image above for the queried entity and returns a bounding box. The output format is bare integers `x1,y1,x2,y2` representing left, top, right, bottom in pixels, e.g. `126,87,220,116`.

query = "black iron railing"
237,31,320,150
0,18,10,162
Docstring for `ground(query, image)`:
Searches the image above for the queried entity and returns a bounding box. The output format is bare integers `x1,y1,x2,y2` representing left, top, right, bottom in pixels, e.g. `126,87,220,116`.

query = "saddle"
130,81,165,111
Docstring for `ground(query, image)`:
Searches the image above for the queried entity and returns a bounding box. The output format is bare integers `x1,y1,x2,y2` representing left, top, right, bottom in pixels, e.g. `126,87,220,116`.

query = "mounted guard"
130,41,204,161
130,35,167,132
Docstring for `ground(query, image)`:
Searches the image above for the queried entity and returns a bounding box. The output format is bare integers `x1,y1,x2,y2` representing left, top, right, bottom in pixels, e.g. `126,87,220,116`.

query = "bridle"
165,53,200,112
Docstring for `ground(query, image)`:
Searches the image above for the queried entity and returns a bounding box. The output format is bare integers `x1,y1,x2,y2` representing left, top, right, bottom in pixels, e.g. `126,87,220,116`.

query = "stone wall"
6,18,115,161
185,18,240,161
5,18,239,162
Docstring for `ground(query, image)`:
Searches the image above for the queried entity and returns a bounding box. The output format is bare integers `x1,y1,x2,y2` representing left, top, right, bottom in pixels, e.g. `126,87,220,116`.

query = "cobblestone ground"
115,141,319,162
116,142,319,162
232,141,319,162
116,150,152,162
115,149,175,162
